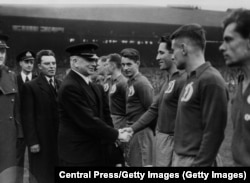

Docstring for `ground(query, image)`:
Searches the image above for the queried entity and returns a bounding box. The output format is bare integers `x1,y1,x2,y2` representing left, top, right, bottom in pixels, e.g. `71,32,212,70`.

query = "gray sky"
0,0,249,11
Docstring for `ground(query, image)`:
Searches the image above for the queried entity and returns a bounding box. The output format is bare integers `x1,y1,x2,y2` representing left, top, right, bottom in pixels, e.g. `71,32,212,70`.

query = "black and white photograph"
1,0,250,182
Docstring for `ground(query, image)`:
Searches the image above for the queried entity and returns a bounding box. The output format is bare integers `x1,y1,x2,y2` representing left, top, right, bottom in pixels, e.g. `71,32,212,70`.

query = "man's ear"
136,60,140,67
181,43,187,56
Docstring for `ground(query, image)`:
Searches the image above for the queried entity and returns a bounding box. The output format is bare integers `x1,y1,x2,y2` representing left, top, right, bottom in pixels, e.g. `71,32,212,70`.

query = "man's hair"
170,23,206,51
222,8,250,39
98,55,108,63
108,53,122,69
36,49,55,64
159,34,172,51
120,48,140,62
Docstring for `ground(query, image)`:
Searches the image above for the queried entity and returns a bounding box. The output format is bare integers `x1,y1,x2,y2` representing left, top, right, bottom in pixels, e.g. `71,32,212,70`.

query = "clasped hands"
118,127,134,142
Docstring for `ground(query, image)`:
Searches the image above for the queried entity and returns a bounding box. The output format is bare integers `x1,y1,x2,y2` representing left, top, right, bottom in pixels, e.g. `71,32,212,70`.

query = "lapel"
17,74,24,85
37,74,56,99
89,82,102,112
31,73,38,80
17,74,24,92
69,70,98,106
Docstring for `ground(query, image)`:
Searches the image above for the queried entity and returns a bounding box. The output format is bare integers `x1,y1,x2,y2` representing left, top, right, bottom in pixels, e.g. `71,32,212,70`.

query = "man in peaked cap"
58,43,128,166
0,33,19,182
16,50,37,90
16,50,37,183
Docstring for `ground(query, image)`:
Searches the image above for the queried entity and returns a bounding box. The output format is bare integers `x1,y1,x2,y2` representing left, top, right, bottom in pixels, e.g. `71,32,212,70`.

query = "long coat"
0,67,18,174
21,73,60,183
58,70,119,166
16,73,37,138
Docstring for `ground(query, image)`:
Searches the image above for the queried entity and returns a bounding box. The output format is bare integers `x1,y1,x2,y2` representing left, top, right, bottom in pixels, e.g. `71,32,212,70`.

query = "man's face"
75,56,97,76
38,55,56,77
19,59,34,73
219,22,250,67
156,42,173,71
96,59,108,75
171,39,186,70
105,59,115,75
0,48,7,66
121,57,139,78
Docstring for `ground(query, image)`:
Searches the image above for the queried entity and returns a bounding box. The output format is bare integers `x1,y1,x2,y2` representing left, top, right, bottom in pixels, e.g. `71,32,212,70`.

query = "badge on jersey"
165,80,176,94
181,82,194,102
244,114,250,121
104,83,109,92
110,84,117,94
128,85,135,97
247,95,250,104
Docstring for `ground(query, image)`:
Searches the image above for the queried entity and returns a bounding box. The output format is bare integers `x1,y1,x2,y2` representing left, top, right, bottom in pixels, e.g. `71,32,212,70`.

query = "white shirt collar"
72,69,90,84
45,75,55,84
21,71,32,82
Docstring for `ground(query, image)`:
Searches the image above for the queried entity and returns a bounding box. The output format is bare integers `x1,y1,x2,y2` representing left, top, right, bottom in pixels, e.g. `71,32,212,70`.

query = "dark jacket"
16,72,37,138
21,73,60,183
0,66,18,173
58,70,118,166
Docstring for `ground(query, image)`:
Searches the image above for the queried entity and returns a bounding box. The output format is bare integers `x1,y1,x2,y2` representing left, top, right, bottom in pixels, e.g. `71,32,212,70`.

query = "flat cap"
0,34,9,49
65,43,99,60
16,50,36,62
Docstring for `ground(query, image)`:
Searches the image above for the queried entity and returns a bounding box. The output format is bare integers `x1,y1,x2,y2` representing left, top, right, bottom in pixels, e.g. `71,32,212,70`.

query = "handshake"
118,127,134,142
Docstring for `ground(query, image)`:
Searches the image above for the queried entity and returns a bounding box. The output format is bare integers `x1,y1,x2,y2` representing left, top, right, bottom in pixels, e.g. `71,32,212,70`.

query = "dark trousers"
16,138,26,183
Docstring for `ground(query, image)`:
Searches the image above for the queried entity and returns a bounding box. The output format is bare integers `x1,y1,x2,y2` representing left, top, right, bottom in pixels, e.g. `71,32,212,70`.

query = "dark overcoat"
21,73,60,183
58,70,119,166
0,67,18,176
16,73,37,138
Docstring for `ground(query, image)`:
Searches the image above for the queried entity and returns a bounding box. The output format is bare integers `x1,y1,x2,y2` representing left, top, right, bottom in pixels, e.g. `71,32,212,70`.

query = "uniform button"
244,114,250,121
9,116,13,120
12,88,15,91
11,99,14,102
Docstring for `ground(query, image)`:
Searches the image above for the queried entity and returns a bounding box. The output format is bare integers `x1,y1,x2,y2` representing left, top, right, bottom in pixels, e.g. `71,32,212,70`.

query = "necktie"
25,76,29,82
49,78,57,95
49,78,54,88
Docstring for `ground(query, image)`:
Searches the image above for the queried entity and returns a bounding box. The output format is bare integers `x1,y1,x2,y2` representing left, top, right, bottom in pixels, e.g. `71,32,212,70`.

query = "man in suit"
16,50,36,183
21,50,60,183
0,34,18,183
58,43,129,166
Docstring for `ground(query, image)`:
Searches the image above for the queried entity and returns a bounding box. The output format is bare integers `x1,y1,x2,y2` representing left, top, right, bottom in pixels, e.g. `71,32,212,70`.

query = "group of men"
0,7,250,183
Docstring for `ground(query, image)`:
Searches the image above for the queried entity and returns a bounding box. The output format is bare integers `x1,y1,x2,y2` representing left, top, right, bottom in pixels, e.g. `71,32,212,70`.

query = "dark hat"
0,34,9,49
65,43,99,60
16,50,36,62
